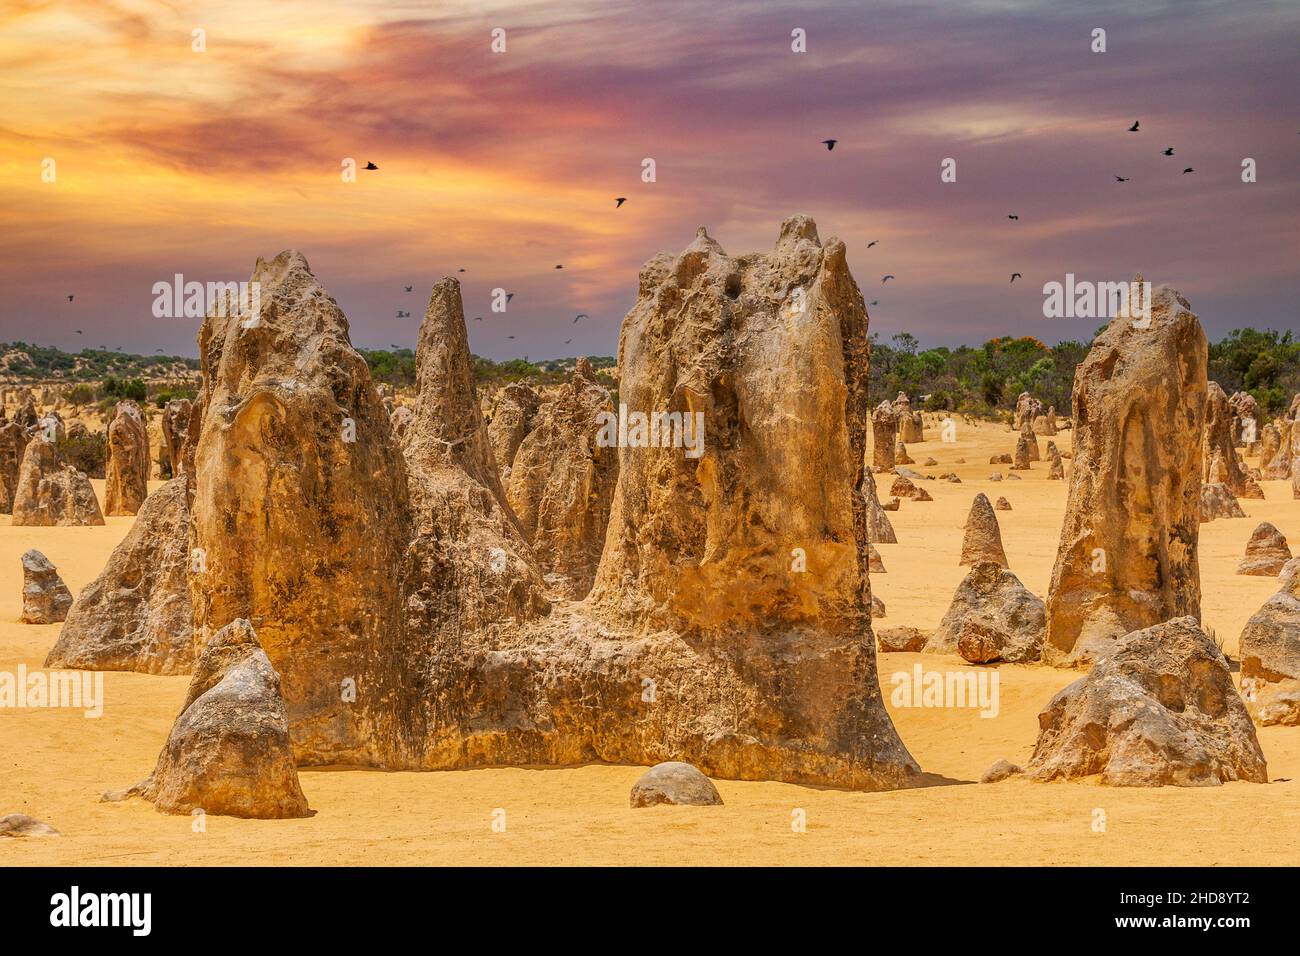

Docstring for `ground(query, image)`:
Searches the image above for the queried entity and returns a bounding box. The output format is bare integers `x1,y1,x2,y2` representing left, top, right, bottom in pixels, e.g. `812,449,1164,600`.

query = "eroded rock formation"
1204,383,1263,499
10,436,104,526
487,382,542,477
1239,569,1300,726
1044,283,1206,667
1026,618,1267,786
927,561,1045,664
44,478,194,674
104,400,150,516
20,550,72,624
506,359,618,598
131,619,310,818
1236,522,1291,576
960,493,1008,568
871,400,898,471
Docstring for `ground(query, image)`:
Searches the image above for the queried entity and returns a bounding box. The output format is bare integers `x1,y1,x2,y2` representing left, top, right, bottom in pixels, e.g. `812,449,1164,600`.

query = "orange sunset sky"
1,0,1298,359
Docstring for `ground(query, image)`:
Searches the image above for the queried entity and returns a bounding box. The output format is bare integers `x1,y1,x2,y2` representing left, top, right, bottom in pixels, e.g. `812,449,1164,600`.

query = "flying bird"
1128,120,1140,132
564,339,572,345
404,285,412,292
821,139,837,151
506,293,515,302
507,335,516,340
573,313,588,323
1162,147,1175,156
364,161,378,170
458,268,466,273
615,197,627,207
867,240,878,248
869,300,879,306
75,330,82,334
1007,214,1019,220
473,316,483,321
66,295,74,302
1010,273,1022,283
881,275,895,283
1182,167,1195,174
396,310,411,318
1115,175,1130,182
555,265,563,269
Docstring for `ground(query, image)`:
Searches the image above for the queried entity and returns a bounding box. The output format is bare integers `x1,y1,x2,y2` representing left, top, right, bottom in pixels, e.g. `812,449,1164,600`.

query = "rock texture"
871,400,898,471
160,398,192,478
629,762,723,807
1236,522,1291,576
862,467,897,544
0,420,27,512
1200,483,1246,521
188,251,415,766
44,478,194,674
506,359,618,598
10,436,104,526
1044,283,1206,667
0,814,60,838
20,549,72,624
927,561,1046,664
878,626,928,652
1026,617,1267,786
960,493,1008,568
88,232,919,794
1204,383,1263,499
104,400,150,516
131,619,310,818
1239,569,1300,725
487,382,542,476
572,219,917,789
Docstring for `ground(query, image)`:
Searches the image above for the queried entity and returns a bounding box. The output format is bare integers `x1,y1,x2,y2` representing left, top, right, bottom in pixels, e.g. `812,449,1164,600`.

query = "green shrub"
58,431,107,479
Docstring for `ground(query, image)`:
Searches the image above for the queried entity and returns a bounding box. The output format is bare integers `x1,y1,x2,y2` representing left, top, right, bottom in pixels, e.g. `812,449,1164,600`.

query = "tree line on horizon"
868,327,1300,418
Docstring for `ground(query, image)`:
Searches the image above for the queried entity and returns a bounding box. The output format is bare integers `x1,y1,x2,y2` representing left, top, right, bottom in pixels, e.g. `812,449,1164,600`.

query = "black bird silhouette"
867,240,878,248
473,316,483,321
564,339,572,345
67,295,74,302
396,310,410,318
506,293,515,302
1128,120,1140,132
1115,175,1130,182
507,335,516,340
821,139,837,151
404,285,412,292
1162,147,1175,156
1182,167,1195,174
1010,273,1022,283
555,265,563,269
75,330,82,334
1008,214,1019,220
364,161,378,170
869,300,879,306
881,275,895,283
615,197,626,207
573,313,588,323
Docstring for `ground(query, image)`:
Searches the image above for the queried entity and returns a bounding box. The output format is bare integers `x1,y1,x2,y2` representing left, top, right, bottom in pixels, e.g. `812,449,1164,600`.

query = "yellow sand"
2,430,1299,867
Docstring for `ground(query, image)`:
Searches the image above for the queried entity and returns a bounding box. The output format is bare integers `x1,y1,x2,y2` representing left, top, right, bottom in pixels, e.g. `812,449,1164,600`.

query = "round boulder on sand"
630,762,723,807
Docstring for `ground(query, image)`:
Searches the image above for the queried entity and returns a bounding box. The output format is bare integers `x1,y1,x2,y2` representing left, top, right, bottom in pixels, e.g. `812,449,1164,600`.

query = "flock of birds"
57,118,1201,361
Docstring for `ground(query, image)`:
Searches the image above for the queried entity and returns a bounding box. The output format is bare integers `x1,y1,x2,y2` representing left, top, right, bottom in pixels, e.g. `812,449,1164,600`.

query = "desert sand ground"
2,420,1298,866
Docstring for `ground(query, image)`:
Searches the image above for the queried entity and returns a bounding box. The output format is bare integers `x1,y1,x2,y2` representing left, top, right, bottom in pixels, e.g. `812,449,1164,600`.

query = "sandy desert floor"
2,420,1298,866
